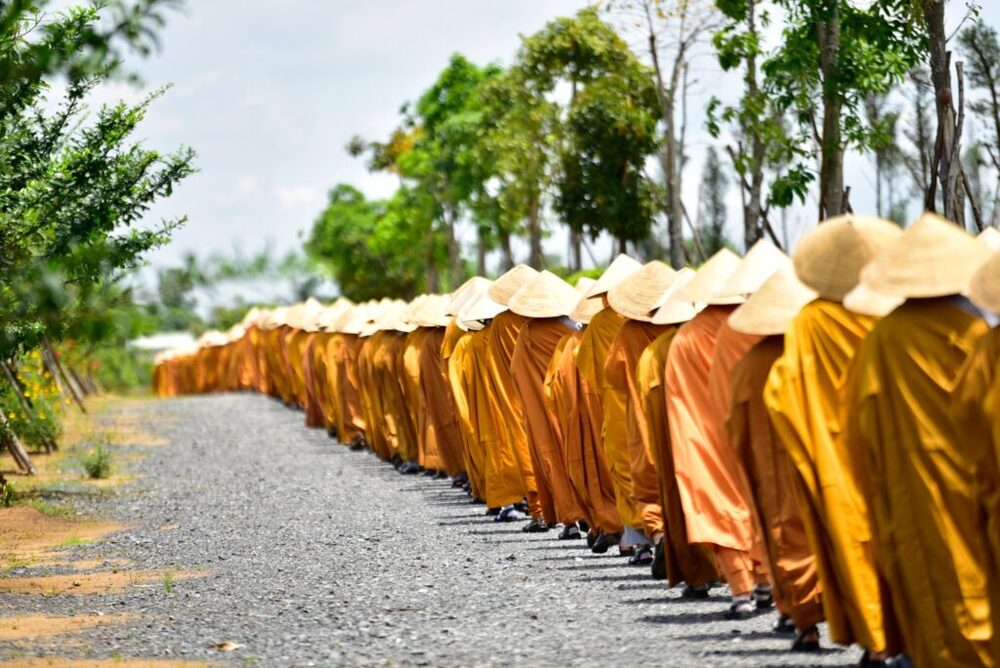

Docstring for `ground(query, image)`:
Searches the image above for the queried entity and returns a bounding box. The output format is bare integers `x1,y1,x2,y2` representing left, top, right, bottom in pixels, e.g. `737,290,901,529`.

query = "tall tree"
959,20,1000,226
697,146,730,254
902,67,936,206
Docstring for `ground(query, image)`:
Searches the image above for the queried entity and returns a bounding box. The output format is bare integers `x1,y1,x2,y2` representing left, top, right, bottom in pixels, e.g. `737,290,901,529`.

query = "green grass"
21,498,76,519
58,534,87,548
77,440,113,479
162,568,175,594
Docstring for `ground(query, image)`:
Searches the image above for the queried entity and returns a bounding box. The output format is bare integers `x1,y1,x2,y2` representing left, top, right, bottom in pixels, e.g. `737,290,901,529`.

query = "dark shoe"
723,600,755,620
858,651,888,668
433,471,449,480
349,435,366,451
558,523,581,540
628,544,653,566
791,626,820,652
681,583,710,599
398,461,421,475
586,530,597,549
591,532,621,554
772,614,796,634
577,520,589,534
496,505,529,522
451,473,468,488
619,544,636,557
422,468,437,477
390,454,403,469
650,540,666,580
328,425,338,440
521,518,550,533
753,585,774,610
486,507,501,517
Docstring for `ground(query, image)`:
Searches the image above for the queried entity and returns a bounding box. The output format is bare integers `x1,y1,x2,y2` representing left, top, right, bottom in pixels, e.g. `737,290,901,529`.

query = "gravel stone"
1,394,862,666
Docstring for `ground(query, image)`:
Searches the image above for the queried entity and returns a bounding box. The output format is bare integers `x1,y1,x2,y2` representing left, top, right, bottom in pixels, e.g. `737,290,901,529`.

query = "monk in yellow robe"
418,325,466,477
246,324,272,396
401,328,439,471
445,325,487,500
636,327,718,590
373,330,419,466
356,332,387,460
545,330,622,539
332,333,366,448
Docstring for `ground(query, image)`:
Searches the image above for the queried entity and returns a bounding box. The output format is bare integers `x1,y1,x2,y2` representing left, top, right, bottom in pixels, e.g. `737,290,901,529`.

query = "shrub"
78,441,113,479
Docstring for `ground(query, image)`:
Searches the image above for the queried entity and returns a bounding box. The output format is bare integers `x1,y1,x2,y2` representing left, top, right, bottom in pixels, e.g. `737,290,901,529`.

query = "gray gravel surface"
2,393,862,667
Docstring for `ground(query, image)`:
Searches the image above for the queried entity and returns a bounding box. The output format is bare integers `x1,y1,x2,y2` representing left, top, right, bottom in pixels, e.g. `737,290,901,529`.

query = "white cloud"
273,185,322,208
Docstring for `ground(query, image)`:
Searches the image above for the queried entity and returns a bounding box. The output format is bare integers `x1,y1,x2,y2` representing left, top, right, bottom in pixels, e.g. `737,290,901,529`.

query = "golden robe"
577,306,640,529
605,320,671,537
764,299,891,652
637,329,717,587
418,327,468,477
332,334,365,444
301,333,325,428
853,299,993,666
402,329,443,470
356,334,386,459
246,325,272,395
372,332,418,463
446,328,487,499
729,336,822,630
511,318,585,525
544,331,622,535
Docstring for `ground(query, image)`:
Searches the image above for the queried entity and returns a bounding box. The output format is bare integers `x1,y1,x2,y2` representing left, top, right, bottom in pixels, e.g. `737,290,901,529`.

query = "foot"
521,517,550,533
858,650,889,668
628,544,654,566
772,614,796,634
681,583,711,599
433,471,449,480
398,461,421,475
577,520,589,534
753,584,774,610
451,473,468,488
586,530,597,549
723,599,755,620
485,506,501,516
327,425,338,440
650,540,666,580
590,532,621,554
619,544,636,557
496,505,529,522
349,435,366,451
790,626,820,652
558,523,582,540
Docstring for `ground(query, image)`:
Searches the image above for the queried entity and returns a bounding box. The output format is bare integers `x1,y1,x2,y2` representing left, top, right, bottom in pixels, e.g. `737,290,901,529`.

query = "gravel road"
3,394,862,666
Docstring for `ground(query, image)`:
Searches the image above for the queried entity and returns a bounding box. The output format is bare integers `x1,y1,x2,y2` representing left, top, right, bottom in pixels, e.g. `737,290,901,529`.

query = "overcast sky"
94,0,1000,276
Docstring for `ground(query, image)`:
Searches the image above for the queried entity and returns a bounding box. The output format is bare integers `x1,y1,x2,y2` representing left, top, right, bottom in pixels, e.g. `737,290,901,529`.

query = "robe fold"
577,306,639,529
545,331,622,535
764,299,892,652
446,328,487,499
401,329,443,471
853,300,993,666
356,334,387,459
728,336,822,630
331,334,365,444
417,327,466,476
372,332,418,463
511,318,585,525
637,329,717,588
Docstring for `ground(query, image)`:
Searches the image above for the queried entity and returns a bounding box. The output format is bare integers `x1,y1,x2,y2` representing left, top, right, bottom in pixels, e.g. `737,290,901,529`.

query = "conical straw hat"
197,330,229,348
608,261,678,321
969,250,1000,313
650,268,701,325
241,307,262,328
570,277,603,324
674,248,744,304
860,212,993,298
412,294,453,328
262,306,289,330
718,239,791,299
729,266,818,336
508,270,581,319
585,254,643,297
340,303,377,335
225,323,246,342
977,227,1000,252
316,302,351,331
842,269,904,317
488,264,539,305
792,214,901,301
460,289,507,323
402,295,430,327
448,277,492,316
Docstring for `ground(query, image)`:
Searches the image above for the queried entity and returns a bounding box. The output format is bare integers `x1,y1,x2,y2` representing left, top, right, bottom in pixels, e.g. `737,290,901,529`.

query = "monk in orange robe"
372,330,419,466
418,326,466,477
401,328,439,471
636,328,718,590
445,325,487,500
331,333,366,448
511,317,586,533
545,331,622,539
356,332,387,460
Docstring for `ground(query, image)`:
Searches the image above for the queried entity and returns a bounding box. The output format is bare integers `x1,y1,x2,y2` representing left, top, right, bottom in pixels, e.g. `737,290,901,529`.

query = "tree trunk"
527,195,543,269
743,1,765,249
445,207,464,288
476,228,488,277
817,10,846,219
2,361,56,453
1,413,35,475
568,228,582,271
43,343,86,414
924,1,963,221
499,229,515,271
426,244,441,293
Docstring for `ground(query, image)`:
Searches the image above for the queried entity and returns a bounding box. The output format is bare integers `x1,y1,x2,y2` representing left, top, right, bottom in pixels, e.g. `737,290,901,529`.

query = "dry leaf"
211,640,242,652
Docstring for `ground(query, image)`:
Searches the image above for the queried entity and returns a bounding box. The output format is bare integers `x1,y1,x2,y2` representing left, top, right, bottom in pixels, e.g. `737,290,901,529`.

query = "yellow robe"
446,328,487,500
729,336,822,630
764,299,892,652
356,334,386,459
372,332,418,463
418,327,465,477
402,329,442,470
577,306,640,529
853,299,993,666
637,329,717,588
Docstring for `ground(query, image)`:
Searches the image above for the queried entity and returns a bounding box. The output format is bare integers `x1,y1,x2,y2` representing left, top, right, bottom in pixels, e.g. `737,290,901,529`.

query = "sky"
86,0,1000,281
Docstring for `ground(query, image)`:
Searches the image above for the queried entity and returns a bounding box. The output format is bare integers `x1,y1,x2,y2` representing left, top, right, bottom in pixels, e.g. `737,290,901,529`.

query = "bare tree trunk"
2,361,56,453
1,414,35,475
476,228,488,277
426,244,441,292
43,343,86,414
527,195,544,269
445,207,464,287
743,1,765,248
499,230,515,271
924,1,964,222
817,10,846,218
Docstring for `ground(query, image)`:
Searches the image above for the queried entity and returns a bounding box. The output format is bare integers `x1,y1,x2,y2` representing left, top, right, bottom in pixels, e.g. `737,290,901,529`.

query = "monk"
401,326,441,473
508,271,589,535
445,322,488,501
765,215,902,663
851,214,995,667
371,324,419,467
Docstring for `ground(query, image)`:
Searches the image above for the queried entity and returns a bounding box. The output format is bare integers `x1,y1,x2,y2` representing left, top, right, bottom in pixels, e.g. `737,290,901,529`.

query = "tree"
697,146,730,254
902,67,936,207
959,20,1000,226
863,92,905,222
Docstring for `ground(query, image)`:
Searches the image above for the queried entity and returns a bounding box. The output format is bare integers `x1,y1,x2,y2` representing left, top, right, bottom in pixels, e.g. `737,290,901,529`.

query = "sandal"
791,626,820,652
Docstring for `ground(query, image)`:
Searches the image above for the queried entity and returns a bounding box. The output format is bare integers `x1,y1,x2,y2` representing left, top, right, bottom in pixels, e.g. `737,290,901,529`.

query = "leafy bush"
78,441,113,479
0,351,66,451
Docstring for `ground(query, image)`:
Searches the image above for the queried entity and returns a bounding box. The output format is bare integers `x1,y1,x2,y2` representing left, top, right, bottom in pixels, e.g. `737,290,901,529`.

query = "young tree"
902,67,936,208
697,146,730,254
959,20,1000,226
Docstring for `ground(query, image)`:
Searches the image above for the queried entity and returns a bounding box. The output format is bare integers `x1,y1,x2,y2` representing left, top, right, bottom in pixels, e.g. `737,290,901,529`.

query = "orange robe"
576,306,639,529
853,300,993,666
265,326,293,403
483,312,538,512
545,331,622,535
666,306,760,595
729,336,822,630
446,327,487,499
764,299,892,652
285,329,312,409
401,329,442,470
302,333,326,428
637,329,717,587
332,334,365,444
356,334,386,459
511,318,586,525
418,327,466,477
372,332,418,463
605,320,671,537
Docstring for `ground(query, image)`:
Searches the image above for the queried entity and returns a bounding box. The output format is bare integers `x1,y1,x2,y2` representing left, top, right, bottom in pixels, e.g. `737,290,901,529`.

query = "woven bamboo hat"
262,306,290,330
240,307,262,328
408,294,449,328
650,268,701,325
460,288,507,324
508,270,581,319
718,239,791,299
447,277,491,317
197,330,229,348
977,227,1000,252
969,250,1000,313
225,323,246,343
792,214,901,301
607,261,678,321
842,269,904,317
585,254,643,297
674,248,744,304
488,265,539,305
339,302,377,335
729,266,818,336
860,212,993,298
570,277,603,324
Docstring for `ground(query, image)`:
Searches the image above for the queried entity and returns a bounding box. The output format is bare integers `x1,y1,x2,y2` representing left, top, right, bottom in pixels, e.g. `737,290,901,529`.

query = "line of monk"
153,212,1000,667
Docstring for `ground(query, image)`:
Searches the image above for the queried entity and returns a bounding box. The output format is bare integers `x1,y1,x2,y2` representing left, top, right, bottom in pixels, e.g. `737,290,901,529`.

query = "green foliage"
0,350,64,451
78,440,114,479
